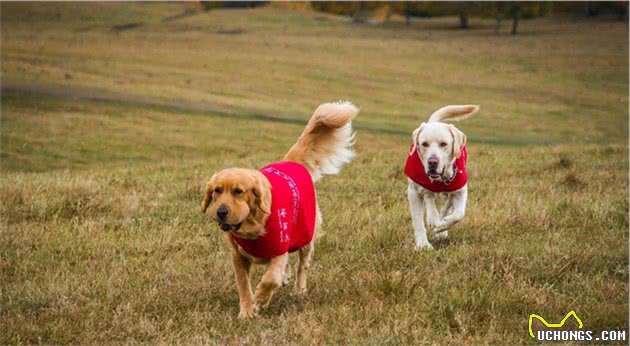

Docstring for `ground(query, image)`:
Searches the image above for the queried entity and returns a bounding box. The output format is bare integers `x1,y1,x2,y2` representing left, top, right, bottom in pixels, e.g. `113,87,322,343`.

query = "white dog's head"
411,105,479,182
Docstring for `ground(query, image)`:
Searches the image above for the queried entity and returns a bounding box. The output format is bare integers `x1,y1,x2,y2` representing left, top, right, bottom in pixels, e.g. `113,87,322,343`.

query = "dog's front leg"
231,251,256,319
440,195,454,220
254,253,289,310
434,186,467,233
424,194,442,229
407,184,432,250
431,194,453,240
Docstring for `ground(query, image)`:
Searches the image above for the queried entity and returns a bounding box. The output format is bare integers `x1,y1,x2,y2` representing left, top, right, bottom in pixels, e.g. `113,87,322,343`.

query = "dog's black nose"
217,206,229,221
428,157,439,169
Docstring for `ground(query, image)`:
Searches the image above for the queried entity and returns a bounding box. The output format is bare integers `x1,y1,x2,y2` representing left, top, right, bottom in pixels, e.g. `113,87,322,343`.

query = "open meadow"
1,3,628,344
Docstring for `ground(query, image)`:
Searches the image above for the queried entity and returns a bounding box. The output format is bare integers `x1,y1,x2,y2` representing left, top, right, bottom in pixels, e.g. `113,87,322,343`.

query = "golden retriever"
201,101,358,318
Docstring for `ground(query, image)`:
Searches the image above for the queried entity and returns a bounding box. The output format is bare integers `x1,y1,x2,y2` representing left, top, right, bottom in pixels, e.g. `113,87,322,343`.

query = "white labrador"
405,105,479,250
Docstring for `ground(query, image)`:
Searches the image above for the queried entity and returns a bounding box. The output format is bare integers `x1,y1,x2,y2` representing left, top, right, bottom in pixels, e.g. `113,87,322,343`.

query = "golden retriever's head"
201,168,271,239
412,122,466,182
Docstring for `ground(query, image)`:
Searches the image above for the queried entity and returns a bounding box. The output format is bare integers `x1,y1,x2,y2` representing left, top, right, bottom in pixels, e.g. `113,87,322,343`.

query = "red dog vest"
231,162,316,259
404,144,468,192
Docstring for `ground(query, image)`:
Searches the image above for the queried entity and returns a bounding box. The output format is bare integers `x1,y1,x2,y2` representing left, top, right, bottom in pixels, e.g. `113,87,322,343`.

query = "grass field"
1,3,628,344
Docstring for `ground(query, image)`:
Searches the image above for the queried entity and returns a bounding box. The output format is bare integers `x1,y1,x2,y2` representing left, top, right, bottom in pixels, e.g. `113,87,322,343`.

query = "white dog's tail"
428,105,479,123
284,101,358,182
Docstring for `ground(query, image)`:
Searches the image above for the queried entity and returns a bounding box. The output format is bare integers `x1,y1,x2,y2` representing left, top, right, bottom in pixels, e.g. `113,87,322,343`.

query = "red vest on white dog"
231,162,316,259
405,144,468,193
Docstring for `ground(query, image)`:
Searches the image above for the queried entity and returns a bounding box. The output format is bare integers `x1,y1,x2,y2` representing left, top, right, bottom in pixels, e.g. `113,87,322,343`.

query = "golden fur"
201,169,271,240
201,101,358,318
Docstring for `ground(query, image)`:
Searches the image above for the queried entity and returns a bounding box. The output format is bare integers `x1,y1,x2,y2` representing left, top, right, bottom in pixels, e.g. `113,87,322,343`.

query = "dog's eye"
214,187,223,194
440,142,448,147
421,142,429,148
233,188,243,195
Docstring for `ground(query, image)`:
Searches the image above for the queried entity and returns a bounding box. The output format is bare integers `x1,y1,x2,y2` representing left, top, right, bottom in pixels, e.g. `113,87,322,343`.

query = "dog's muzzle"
427,170,441,180
219,223,241,232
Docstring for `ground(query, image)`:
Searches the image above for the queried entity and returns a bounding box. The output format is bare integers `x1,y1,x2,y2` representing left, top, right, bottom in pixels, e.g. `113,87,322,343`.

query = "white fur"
428,105,479,123
408,181,467,250
309,101,357,182
408,104,478,250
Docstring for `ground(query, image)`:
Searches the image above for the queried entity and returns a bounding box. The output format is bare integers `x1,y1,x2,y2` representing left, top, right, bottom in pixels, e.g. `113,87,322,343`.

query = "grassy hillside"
2,3,628,146
1,3,628,344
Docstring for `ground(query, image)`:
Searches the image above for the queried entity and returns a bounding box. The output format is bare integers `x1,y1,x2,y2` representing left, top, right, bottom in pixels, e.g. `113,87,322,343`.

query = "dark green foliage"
555,1,629,19
200,1,268,11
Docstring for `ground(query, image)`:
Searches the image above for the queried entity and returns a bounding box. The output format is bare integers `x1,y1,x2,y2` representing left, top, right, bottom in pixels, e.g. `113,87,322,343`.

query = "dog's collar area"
428,162,459,185
442,162,459,184
415,149,460,185
405,143,467,193
219,223,241,232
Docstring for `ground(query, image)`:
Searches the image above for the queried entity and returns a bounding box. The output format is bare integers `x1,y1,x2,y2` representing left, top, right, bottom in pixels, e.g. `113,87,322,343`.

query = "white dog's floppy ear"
448,125,466,159
410,122,426,155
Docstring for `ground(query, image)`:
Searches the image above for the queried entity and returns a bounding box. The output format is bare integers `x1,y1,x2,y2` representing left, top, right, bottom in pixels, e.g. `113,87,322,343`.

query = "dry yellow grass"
1,3,627,145
1,3,628,345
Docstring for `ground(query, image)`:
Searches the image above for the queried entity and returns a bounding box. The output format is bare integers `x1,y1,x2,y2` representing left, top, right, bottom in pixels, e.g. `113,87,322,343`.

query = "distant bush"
200,1,268,11
266,1,313,11
311,1,373,16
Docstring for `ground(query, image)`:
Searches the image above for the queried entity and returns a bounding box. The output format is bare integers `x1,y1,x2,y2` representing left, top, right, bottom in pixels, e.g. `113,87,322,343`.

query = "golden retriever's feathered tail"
428,105,479,123
284,101,358,182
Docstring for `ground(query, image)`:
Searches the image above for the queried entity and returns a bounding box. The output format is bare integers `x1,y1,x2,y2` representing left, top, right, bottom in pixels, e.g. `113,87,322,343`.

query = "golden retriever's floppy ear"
201,181,213,213
448,124,466,159
245,173,272,226
410,122,426,155
249,173,271,218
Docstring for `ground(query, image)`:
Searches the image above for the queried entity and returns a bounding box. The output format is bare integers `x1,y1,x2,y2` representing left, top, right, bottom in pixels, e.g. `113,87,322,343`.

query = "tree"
585,1,599,17
487,2,551,35
199,1,267,11
389,1,431,25
509,3,520,35
458,2,470,29
309,2,361,16
353,1,367,24
313,1,553,34
494,2,505,34
404,2,412,25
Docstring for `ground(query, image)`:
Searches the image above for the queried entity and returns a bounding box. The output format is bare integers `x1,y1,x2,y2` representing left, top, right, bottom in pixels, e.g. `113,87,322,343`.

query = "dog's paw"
432,222,450,233
415,243,434,251
254,296,275,311
433,230,448,240
294,286,308,296
282,271,291,287
238,304,259,319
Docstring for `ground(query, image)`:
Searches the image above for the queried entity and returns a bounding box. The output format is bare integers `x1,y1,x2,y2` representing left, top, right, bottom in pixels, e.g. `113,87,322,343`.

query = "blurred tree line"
311,1,628,34
200,1,628,34
200,1,268,10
